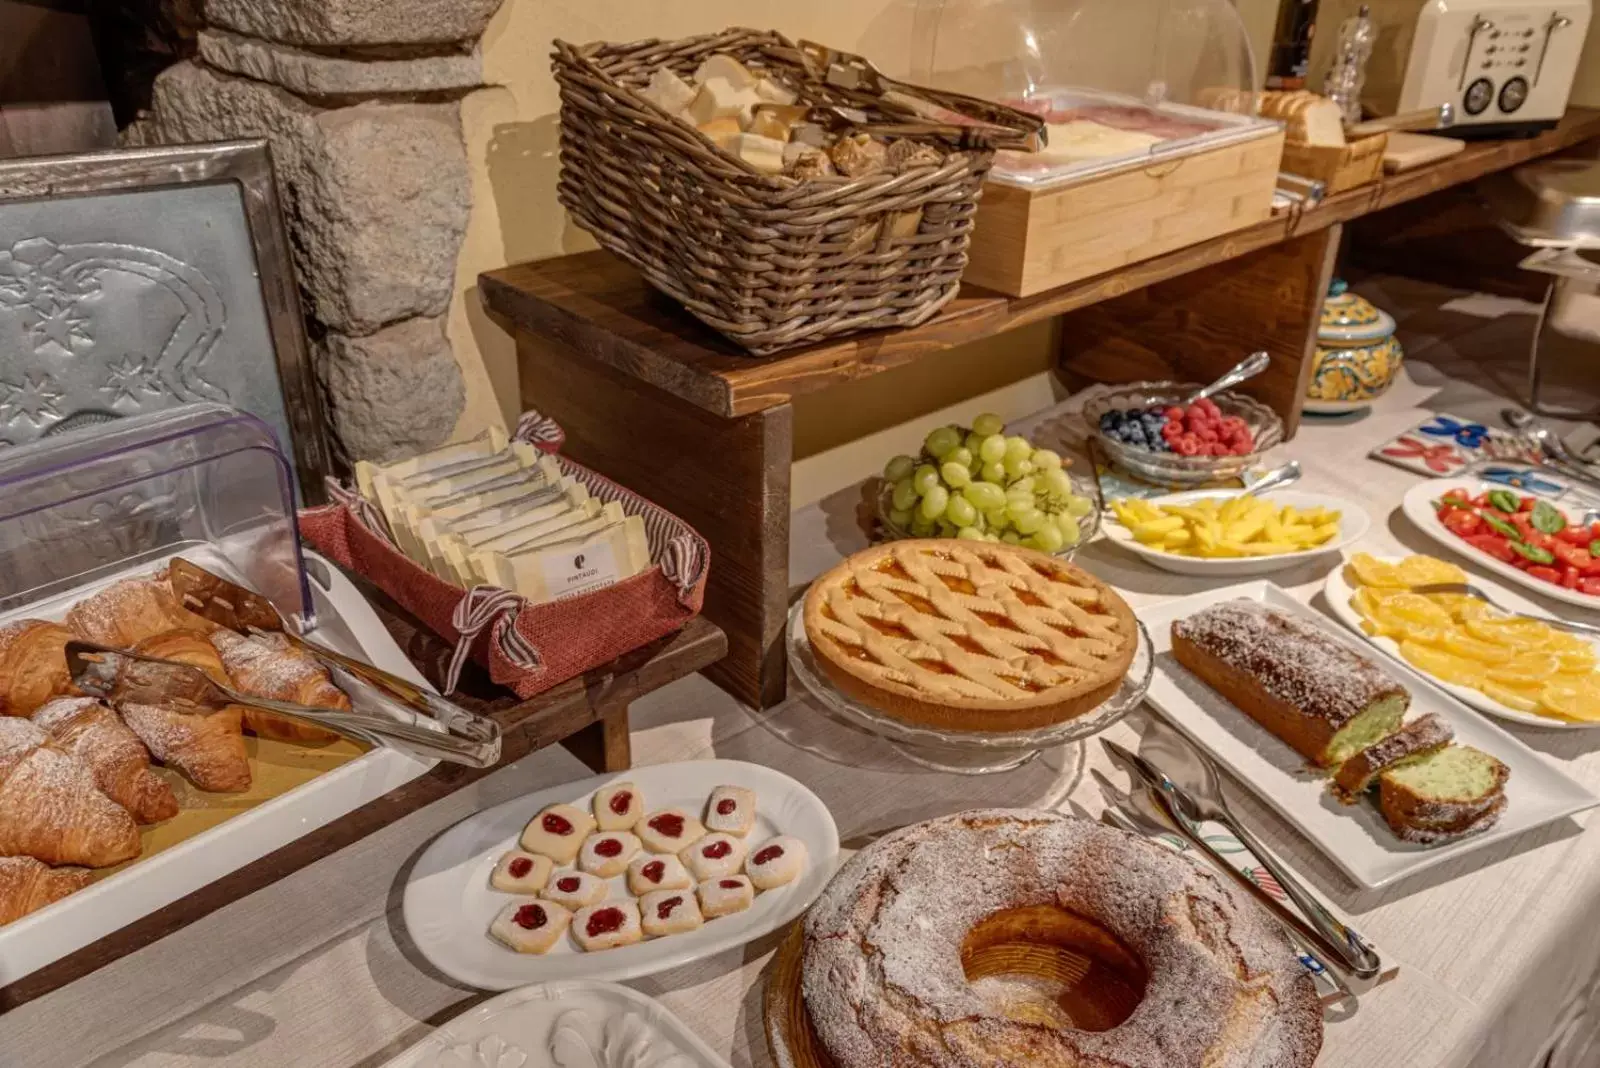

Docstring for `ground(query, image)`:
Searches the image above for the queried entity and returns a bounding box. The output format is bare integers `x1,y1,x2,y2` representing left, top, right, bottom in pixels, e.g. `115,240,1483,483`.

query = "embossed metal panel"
0,180,294,457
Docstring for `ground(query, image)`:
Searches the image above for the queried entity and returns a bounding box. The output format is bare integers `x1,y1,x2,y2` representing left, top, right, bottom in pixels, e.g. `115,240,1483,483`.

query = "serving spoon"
1242,460,1303,498
1182,350,1271,406
1407,582,1600,635
1502,409,1600,497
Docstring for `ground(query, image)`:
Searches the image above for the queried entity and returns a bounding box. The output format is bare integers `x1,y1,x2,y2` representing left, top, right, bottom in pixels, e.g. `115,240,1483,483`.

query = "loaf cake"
1332,712,1455,803
1170,599,1409,766
1378,745,1509,844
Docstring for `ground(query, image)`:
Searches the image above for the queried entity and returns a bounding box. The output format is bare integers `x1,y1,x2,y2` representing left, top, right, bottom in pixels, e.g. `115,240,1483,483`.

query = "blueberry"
1099,412,1116,431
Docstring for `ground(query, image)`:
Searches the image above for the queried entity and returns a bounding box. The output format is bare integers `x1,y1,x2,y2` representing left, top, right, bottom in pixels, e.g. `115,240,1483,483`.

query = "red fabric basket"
298,413,709,701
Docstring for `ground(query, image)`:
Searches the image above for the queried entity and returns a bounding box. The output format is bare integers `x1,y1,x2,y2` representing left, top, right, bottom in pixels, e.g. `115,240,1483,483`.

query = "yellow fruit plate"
1324,555,1600,730
1104,489,1369,577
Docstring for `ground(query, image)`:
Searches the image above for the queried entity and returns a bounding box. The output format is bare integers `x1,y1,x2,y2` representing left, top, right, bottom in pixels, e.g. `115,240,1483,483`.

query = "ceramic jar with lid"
1306,279,1404,412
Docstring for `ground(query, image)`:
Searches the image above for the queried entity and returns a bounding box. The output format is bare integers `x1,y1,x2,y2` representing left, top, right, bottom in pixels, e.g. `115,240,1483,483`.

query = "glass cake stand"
785,599,1152,774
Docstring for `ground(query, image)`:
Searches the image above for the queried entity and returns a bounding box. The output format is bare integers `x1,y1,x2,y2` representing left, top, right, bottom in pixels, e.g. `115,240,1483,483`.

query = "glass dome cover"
908,0,1273,187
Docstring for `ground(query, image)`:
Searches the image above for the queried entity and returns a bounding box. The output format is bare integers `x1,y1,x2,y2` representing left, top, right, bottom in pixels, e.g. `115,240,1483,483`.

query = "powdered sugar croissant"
209,630,343,745
0,856,91,925
120,631,252,794
0,717,141,868
31,696,179,824
0,618,77,717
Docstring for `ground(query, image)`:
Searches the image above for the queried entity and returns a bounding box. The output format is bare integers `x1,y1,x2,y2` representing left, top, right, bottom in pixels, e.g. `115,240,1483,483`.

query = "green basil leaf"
1531,500,1566,534
1510,541,1555,565
1487,488,1520,513
1434,497,1475,511
1591,538,1600,558
1482,514,1521,539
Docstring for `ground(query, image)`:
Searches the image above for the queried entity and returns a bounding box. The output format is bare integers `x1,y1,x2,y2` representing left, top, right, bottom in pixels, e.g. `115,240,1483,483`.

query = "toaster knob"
1498,76,1529,113
1463,77,1495,115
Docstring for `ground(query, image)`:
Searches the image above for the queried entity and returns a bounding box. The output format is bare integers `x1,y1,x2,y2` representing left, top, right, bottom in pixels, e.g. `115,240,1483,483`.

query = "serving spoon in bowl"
1182,350,1271,406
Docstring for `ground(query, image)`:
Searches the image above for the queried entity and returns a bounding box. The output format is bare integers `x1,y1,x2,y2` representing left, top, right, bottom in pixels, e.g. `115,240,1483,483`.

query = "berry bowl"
1082,383,1285,487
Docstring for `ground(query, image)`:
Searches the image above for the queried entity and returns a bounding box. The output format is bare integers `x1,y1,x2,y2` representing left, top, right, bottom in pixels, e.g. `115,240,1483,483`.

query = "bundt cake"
801,809,1322,1067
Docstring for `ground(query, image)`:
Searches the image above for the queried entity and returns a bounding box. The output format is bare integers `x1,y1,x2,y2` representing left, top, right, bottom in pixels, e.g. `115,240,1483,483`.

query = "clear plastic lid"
908,0,1270,187
0,402,311,621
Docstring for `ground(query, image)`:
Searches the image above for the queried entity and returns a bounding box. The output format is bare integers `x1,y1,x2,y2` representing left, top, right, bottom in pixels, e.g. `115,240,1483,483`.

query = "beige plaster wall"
450,0,1281,504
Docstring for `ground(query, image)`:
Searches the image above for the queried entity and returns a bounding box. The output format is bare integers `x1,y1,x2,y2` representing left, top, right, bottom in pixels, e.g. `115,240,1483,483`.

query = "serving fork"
1102,737,1383,990
1407,582,1600,637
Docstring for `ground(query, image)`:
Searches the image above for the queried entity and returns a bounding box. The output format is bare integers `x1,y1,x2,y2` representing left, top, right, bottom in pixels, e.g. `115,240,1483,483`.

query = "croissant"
0,618,77,717
32,696,179,824
117,631,252,793
0,718,141,868
0,856,91,925
66,576,214,649
209,630,344,745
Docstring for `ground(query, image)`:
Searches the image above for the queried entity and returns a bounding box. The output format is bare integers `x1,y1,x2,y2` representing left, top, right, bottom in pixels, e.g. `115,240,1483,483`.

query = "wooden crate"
1281,132,1388,194
963,129,1285,297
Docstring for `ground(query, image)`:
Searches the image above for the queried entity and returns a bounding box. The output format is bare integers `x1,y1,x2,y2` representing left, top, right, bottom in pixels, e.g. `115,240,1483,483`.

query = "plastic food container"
0,403,433,988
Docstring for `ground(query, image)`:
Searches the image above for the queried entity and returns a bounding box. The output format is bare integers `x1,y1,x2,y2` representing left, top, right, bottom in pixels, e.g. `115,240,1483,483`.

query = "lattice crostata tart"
803,540,1138,731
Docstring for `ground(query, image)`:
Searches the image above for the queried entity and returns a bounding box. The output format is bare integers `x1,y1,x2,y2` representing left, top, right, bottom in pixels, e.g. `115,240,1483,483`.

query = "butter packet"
391,446,556,561
477,515,650,604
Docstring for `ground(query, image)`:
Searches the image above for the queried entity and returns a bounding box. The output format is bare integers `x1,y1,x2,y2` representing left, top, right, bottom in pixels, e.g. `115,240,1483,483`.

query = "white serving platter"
1400,476,1600,612
1323,556,1600,731
403,759,839,989
379,980,730,1068
1136,580,1599,889
1103,488,1369,577
0,547,436,987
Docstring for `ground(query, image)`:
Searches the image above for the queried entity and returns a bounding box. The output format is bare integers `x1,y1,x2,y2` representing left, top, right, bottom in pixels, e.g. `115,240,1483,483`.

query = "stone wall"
126,0,502,464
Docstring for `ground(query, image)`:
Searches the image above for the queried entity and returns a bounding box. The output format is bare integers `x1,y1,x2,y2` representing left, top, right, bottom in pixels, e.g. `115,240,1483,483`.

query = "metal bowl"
1082,383,1285,487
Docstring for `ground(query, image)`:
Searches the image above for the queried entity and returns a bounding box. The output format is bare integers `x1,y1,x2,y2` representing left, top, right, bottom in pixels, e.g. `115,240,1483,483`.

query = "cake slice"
1331,713,1455,803
1378,744,1509,844
1170,599,1409,767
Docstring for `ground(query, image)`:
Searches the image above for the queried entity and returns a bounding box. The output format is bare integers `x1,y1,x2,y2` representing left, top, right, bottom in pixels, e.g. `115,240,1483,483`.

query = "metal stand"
1528,274,1600,419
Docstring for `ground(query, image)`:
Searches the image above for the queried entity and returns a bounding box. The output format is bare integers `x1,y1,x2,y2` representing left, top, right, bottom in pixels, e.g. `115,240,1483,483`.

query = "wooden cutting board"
1383,131,1467,172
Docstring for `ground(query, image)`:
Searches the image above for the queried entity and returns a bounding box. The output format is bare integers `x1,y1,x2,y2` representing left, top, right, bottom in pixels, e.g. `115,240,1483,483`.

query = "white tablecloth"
3,281,1599,1068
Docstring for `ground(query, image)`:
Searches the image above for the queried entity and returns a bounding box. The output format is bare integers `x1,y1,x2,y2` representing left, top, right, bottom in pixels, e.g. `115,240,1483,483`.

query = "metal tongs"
67,640,500,768
769,39,1046,152
168,559,499,754
1103,737,1383,992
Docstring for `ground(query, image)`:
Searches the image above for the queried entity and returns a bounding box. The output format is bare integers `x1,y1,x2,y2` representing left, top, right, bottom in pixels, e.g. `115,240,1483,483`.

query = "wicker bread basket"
551,28,1038,355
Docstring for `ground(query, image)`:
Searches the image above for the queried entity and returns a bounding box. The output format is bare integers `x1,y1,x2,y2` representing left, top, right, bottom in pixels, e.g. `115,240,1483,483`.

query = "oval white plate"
1400,477,1600,612
1103,489,1369,576
1322,556,1600,730
379,980,730,1067
402,759,839,990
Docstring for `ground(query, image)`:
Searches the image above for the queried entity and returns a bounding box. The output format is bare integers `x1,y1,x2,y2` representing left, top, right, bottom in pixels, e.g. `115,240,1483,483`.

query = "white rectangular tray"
1136,580,1599,889
0,547,436,987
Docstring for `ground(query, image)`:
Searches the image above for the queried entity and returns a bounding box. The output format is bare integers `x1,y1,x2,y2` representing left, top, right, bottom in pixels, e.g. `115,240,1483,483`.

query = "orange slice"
1399,640,1485,687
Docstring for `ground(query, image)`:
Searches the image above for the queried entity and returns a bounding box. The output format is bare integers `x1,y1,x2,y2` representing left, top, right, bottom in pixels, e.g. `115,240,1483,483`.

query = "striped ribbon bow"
325,476,397,549
446,586,542,695
512,408,566,452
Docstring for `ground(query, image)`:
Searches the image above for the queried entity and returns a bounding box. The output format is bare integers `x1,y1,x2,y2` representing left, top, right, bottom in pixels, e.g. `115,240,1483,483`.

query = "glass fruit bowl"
876,414,1100,556
877,470,1101,558
786,598,1152,774
1082,383,1284,487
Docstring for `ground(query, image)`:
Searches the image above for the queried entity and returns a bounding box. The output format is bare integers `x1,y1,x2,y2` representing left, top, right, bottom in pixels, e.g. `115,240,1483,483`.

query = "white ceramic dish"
1323,557,1600,731
1401,477,1600,612
379,980,730,1068
1103,489,1369,577
1302,396,1376,415
403,759,839,990
1137,581,1599,889
0,547,435,987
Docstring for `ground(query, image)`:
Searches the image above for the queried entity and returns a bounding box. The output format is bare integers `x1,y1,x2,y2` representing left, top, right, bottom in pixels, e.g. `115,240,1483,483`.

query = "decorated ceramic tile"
1370,414,1543,476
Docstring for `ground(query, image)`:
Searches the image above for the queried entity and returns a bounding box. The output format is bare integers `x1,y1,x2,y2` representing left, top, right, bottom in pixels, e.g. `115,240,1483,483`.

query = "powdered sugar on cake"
802,809,1321,1068
1173,598,1402,728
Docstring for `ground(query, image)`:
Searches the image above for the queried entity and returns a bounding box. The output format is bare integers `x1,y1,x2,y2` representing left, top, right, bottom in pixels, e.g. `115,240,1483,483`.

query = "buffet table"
4,342,1597,1067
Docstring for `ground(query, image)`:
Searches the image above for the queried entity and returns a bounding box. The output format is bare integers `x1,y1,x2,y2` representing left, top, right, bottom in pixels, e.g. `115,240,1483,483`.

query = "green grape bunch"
881,413,1094,555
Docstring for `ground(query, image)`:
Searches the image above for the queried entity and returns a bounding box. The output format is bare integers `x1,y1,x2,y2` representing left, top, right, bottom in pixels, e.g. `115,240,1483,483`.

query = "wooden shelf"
481,108,1600,420
0,604,726,1012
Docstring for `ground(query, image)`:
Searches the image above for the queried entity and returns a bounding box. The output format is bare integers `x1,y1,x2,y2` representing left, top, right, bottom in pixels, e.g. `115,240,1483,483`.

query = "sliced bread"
1378,744,1509,844
1332,713,1455,803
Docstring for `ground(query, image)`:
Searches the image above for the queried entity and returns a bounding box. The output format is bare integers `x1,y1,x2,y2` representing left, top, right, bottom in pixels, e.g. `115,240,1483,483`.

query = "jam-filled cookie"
705,785,757,837
489,899,571,954
746,836,807,890
637,807,706,854
627,852,693,896
593,781,643,831
490,849,553,894
572,901,643,952
698,874,755,918
520,803,595,864
640,888,705,938
682,832,747,881
540,869,608,910
578,830,641,878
